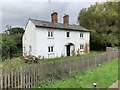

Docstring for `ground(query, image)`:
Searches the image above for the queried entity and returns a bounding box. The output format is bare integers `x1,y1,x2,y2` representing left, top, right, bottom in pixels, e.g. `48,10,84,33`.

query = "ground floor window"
29,46,32,52
23,46,25,51
48,46,54,52
80,44,84,49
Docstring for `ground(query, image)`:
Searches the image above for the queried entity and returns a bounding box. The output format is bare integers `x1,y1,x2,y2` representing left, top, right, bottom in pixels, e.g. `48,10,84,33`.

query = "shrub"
71,49,75,56
24,55,39,64
76,49,80,56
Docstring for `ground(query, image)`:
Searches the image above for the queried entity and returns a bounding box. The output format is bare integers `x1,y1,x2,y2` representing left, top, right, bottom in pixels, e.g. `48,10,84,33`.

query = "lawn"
1,50,104,69
33,58,118,88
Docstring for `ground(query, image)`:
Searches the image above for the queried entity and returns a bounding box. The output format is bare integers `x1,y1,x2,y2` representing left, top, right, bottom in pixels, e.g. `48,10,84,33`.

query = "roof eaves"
35,25,90,32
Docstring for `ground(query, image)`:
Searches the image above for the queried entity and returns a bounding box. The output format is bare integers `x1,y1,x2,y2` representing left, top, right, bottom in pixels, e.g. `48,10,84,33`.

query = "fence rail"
0,50,119,89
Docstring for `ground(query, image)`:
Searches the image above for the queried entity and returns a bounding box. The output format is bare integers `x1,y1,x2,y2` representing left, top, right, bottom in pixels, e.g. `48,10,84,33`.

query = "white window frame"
48,31,54,38
48,46,54,53
80,33,84,38
80,44,84,50
66,31,70,38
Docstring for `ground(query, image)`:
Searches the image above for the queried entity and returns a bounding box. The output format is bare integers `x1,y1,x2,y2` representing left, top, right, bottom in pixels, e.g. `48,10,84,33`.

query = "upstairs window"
48,31,53,37
48,46,54,52
80,33,83,38
80,45,84,49
66,32,70,37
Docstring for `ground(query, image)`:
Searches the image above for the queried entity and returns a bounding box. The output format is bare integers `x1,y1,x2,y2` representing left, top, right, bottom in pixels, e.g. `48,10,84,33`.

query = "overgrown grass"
1,58,26,69
33,58,118,88
1,51,104,69
38,50,104,63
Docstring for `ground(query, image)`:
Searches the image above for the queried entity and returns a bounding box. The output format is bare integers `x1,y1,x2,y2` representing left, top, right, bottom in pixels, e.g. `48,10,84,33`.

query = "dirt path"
108,80,119,89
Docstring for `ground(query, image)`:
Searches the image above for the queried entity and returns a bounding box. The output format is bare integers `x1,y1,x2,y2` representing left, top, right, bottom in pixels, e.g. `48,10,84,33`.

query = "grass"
33,58,118,88
38,50,104,63
1,58,26,69
1,50,104,69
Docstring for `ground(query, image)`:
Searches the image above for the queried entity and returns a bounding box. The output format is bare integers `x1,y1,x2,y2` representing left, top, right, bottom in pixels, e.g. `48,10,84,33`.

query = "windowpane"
48,47,50,52
67,32,70,37
29,46,31,52
48,46,54,52
48,31,50,37
80,45,84,49
48,31,53,37
24,47,25,52
51,46,53,52
51,32,53,37
80,33,83,38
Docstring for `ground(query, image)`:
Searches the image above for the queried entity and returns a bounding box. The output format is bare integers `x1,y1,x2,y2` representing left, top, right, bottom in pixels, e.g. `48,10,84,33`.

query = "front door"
66,45,70,56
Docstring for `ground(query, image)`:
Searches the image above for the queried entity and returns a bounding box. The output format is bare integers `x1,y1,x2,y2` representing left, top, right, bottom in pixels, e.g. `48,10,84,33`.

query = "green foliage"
7,27,25,35
2,51,104,69
2,34,18,59
78,2,119,50
33,58,118,88
2,27,25,60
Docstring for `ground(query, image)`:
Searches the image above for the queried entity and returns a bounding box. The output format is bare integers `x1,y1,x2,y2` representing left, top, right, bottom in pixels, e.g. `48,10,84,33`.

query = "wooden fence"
0,50,119,89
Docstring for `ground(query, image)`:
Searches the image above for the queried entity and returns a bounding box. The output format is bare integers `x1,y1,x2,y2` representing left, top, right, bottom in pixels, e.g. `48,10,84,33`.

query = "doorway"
65,42,74,56
66,45,70,56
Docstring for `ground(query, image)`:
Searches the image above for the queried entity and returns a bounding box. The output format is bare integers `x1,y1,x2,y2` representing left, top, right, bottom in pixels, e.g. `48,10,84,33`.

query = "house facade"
22,12,90,58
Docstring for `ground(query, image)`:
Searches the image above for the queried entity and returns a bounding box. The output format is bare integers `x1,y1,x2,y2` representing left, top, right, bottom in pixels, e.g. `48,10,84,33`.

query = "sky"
0,0,106,33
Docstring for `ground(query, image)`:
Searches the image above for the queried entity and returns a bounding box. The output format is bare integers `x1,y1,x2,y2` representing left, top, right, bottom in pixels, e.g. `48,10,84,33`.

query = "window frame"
48,46,54,53
48,31,54,38
80,44,84,50
29,46,32,52
66,31,70,38
80,33,84,38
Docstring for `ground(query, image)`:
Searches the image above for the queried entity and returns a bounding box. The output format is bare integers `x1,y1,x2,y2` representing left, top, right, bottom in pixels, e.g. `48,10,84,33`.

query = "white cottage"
22,12,90,58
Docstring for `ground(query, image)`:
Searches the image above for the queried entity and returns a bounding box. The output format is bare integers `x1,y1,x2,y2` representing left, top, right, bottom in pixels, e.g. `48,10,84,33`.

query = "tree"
78,2,119,50
7,27,25,35
2,27,25,59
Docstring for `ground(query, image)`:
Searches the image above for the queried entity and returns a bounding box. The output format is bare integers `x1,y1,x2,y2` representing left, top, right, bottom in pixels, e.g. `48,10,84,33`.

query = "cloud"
1,1,105,32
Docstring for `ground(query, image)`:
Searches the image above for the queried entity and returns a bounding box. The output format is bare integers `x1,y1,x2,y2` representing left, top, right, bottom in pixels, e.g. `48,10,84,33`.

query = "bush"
2,27,25,59
24,55,39,64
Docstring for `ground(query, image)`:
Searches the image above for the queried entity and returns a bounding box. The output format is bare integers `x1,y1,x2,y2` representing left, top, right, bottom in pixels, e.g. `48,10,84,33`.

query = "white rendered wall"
22,20,36,56
35,27,90,58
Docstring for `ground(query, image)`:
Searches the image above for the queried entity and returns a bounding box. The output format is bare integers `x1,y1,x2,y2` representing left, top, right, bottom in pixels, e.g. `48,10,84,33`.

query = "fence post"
20,67,23,88
17,67,20,88
4,68,7,88
14,68,17,88
69,60,72,74
28,66,30,88
95,56,96,66
7,68,10,88
0,69,3,89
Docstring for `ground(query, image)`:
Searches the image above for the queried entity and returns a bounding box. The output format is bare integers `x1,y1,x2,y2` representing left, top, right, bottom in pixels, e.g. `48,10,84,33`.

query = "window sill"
48,52,54,54
80,49,84,51
80,37,84,39
66,37,70,39
48,37,54,39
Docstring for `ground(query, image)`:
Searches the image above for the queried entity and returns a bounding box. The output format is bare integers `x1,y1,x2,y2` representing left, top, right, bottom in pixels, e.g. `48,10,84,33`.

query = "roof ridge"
29,18,78,26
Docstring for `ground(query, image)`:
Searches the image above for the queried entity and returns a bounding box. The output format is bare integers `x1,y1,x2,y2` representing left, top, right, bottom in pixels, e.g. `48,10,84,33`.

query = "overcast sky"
0,0,106,33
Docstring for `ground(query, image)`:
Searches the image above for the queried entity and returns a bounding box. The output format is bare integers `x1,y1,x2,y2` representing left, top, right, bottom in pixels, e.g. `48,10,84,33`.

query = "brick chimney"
51,11,58,23
63,14,69,25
